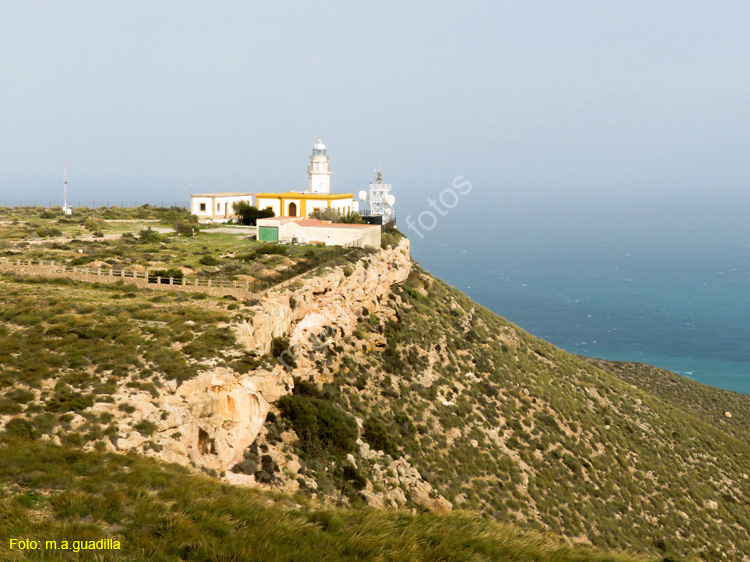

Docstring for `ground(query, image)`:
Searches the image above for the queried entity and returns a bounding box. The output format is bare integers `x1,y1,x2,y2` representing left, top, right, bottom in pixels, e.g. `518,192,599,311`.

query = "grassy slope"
0,438,647,562
282,265,750,562
586,358,750,444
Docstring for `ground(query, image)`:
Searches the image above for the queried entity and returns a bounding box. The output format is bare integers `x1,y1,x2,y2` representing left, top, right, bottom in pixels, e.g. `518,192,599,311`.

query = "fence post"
97,267,101,276
120,269,125,278
157,276,161,285
169,277,173,285
208,279,212,288
181,277,185,286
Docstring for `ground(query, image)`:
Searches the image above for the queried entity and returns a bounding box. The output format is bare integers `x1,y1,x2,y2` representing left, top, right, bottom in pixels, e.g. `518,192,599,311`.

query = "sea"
407,193,750,395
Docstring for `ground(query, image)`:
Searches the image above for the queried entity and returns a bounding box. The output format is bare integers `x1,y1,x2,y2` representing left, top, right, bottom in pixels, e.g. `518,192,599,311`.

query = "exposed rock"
226,471,256,487
346,453,358,469
157,368,271,474
359,441,379,460
386,487,407,507
360,490,385,509
286,459,302,475
408,482,453,513
234,238,411,354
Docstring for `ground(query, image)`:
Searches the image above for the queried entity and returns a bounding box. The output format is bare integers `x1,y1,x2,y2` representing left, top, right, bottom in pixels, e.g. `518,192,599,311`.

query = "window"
217,203,221,211
199,203,206,211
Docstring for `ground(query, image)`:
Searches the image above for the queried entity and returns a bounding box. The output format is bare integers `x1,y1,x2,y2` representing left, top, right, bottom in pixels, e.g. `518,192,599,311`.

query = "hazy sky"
2,1,750,214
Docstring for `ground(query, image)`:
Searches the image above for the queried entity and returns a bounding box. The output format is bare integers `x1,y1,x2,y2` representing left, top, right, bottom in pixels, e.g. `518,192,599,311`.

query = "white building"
190,192,254,222
256,138,357,218
257,216,380,248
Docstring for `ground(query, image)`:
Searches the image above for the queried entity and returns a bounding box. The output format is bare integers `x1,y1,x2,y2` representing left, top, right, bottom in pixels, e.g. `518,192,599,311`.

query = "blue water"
407,198,750,395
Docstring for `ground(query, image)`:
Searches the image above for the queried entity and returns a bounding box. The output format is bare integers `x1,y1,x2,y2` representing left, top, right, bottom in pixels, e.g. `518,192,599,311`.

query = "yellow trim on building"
256,192,354,218
255,192,353,200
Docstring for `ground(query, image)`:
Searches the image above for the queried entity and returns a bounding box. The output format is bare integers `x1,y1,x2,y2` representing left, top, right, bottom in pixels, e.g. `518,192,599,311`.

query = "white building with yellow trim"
190,192,254,222
256,138,357,218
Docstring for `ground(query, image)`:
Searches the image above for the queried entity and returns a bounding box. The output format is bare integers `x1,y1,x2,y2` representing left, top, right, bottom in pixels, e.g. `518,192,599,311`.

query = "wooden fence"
0,247,359,297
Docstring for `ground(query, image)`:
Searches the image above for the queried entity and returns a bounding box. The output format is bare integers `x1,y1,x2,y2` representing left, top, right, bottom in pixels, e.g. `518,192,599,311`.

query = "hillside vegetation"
586,358,750,444
256,265,750,562
0,437,647,562
0,226,748,561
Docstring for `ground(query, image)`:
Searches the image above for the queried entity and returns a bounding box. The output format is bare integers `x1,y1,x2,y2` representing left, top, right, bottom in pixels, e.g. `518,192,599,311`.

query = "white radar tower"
359,171,395,218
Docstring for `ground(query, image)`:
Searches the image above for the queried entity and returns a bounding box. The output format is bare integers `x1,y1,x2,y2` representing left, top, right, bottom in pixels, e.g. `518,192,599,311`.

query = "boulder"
360,490,385,509
408,482,453,513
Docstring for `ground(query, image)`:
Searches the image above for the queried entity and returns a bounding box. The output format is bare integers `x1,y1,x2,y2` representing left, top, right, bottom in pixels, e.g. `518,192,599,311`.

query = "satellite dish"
358,190,368,201
384,208,393,216
386,194,396,206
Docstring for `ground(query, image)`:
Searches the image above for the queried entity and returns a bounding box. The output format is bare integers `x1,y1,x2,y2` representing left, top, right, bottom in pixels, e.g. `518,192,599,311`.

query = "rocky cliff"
107,237,413,478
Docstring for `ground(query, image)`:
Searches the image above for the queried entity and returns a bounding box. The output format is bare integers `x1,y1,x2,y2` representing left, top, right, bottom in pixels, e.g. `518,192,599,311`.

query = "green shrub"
255,454,279,483
84,218,102,232
36,226,63,238
118,403,136,414
270,337,296,369
138,228,162,244
173,220,195,236
4,417,36,440
363,416,399,458
255,245,286,256
149,268,184,283
134,420,157,437
199,254,220,266
277,394,357,458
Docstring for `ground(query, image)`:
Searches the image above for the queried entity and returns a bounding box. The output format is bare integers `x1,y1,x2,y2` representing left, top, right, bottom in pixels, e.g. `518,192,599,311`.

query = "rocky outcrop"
104,368,290,475
358,441,453,513
158,369,276,473
102,238,411,478
236,237,411,355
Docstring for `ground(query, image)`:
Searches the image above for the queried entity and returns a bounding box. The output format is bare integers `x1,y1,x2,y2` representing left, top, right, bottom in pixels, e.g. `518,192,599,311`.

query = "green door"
259,226,278,242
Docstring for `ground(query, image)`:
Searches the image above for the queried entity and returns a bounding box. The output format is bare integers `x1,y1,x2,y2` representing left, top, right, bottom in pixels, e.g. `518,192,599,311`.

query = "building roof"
257,217,377,230
191,192,253,198
295,218,375,229
313,137,326,151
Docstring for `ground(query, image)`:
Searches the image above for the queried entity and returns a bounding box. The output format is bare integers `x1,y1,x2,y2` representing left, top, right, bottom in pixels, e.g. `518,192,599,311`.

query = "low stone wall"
0,258,250,299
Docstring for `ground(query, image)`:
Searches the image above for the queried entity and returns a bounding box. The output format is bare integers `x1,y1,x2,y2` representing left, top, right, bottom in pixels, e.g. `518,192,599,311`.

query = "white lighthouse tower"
307,137,331,194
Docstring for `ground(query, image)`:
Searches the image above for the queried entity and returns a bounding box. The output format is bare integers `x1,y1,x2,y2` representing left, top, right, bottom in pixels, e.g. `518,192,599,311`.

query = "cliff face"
235,237,411,354
112,238,412,476
241,259,750,562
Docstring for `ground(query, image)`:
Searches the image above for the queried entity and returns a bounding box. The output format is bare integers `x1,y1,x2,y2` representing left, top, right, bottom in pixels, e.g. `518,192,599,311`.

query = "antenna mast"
63,159,71,216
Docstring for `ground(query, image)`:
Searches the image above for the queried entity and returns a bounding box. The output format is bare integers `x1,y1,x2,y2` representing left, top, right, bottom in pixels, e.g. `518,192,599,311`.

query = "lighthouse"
255,137,356,218
307,137,331,194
